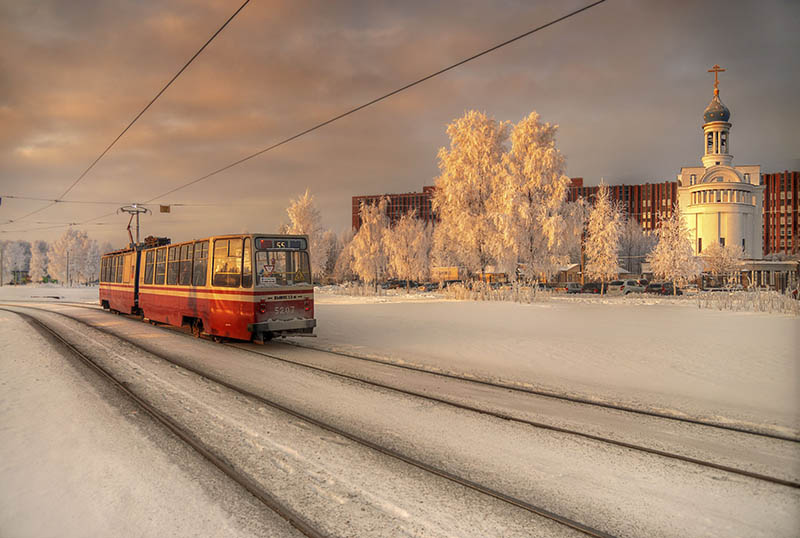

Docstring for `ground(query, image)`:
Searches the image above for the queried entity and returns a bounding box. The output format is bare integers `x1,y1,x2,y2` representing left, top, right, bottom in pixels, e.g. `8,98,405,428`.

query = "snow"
310,287,800,437
0,284,798,535
0,306,299,537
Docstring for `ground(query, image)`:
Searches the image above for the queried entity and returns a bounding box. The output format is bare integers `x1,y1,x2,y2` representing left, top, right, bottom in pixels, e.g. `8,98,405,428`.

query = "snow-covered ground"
311,287,800,437
0,284,798,536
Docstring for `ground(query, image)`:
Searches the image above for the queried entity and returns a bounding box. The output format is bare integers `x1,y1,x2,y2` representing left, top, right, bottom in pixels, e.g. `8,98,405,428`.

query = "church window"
720,132,727,152
707,133,713,152
719,237,725,247
742,238,746,250
744,173,750,182
716,190,721,203
698,238,703,253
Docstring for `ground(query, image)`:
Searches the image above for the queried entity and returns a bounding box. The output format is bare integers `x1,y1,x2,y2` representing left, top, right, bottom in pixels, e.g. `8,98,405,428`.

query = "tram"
99,234,316,342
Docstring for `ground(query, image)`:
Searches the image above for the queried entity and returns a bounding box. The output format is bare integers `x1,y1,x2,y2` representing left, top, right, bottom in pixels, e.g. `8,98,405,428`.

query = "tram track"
232,341,800,489
23,300,799,443
5,307,326,538
276,341,800,443
2,304,614,538
5,301,799,491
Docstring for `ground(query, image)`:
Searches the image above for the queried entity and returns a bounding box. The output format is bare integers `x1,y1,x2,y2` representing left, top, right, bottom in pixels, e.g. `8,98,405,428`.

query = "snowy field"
1,283,798,435
0,284,798,536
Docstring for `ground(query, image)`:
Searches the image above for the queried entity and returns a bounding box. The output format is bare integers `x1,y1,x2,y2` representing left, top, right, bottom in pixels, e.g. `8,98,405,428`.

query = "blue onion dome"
703,93,730,123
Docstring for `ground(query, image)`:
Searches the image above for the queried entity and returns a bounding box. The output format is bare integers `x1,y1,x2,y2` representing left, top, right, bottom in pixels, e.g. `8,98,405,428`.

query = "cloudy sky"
1,0,798,247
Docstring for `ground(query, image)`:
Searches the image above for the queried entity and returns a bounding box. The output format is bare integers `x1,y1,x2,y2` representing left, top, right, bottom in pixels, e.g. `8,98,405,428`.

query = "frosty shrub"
441,281,551,303
697,289,800,316
328,282,386,297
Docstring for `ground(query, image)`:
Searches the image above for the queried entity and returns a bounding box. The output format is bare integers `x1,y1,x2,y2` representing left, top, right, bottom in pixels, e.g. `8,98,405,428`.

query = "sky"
1,0,798,247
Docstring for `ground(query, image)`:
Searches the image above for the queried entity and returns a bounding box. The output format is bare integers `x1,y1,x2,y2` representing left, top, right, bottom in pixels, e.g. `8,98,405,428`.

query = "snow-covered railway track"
232,341,800,490
2,304,608,538
278,341,799,442
8,301,799,490
4,307,325,538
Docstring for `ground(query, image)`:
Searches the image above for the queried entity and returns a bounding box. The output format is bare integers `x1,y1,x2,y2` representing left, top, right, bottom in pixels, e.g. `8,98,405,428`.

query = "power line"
0,0,251,227
7,0,607,234
0,194,263,207
145,0,607,204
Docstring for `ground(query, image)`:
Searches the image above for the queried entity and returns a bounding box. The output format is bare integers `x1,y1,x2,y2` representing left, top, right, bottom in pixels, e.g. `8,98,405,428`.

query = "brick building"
566,177,678,231
352,186,436,230
351,172,798,258
762,171,799,255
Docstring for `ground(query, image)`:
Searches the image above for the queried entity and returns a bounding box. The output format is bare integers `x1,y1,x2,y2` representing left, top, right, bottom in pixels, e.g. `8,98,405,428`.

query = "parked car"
606,279,646,296
581,282,602,294
565,282,582,294
646,282,683,295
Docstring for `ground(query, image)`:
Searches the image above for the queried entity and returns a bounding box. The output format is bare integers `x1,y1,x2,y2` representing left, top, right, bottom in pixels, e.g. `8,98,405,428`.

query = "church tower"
701,65,733,168
677,65,763,259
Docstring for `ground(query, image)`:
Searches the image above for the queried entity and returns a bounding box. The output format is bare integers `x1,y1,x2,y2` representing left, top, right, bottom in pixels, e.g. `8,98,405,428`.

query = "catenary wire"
0,0,251,228
27,0,608,232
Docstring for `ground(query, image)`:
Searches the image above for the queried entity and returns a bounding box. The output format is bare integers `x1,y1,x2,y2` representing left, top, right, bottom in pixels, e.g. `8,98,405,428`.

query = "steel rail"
26,300,800,443
5,304,616,538
5,300,799,490
277,341,800,443
230,343,800,489
1,307,328,538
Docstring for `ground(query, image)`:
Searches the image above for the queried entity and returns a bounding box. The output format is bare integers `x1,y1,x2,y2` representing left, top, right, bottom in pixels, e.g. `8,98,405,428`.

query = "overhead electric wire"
0,0,251,227
7,0,606,234
142,0,607,205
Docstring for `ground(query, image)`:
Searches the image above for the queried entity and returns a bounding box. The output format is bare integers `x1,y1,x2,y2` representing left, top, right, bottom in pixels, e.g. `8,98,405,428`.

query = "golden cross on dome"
708,64,725,95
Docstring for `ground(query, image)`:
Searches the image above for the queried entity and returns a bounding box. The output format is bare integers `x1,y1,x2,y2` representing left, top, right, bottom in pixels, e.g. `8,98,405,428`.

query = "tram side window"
123,254,133,284
242,238,252,288
192,241,208,286
144,250,155,284
114,255,122,283
154,248,167,285
179,244,193,285
166,246,180,285
101,258,107,282
212,238,242,287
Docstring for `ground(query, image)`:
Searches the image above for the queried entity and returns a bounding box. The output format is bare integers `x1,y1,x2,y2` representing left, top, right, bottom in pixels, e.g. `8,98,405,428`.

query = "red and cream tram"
100,234,316,341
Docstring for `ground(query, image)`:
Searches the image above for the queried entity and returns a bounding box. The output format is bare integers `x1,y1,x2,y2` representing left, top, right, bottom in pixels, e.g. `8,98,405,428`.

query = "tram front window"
255,250,311,287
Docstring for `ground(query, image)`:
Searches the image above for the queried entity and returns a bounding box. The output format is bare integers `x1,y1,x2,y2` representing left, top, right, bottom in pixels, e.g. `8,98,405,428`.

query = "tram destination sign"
257,237,307,250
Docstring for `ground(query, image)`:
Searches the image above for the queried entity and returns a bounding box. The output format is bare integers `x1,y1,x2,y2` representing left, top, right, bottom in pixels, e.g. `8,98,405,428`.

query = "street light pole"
66,250,70,287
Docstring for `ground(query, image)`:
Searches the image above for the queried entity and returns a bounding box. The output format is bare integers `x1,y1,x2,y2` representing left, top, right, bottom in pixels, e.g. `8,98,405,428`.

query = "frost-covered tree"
333,229,356,283
286,188,328,280
618,218,656,274
48,228,95,285
351,198,389,288
29,240,49,282
647,204,700,294
385,211,432,291
702,242,743,288
563,200,589,264
5,241,31,282
432,110,509,276
494,112,572,281
318,229,339,281
585,182,623,294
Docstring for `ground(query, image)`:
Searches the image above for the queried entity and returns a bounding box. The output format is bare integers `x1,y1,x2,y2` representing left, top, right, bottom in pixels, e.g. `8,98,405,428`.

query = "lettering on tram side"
261,294,309,301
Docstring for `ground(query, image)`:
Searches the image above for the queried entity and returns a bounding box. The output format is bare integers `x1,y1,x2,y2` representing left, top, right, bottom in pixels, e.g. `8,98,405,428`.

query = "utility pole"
0,245,3,287
66,250,70,287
